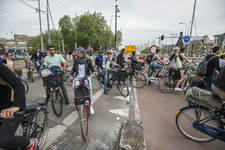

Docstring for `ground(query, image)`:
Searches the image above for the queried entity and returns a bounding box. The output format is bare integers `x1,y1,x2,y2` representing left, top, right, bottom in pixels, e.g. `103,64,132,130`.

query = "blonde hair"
172,47,180,55
24,57,29,61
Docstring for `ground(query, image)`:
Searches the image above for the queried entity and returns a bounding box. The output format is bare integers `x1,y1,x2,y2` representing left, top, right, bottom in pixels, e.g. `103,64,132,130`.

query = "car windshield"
13,54,24,58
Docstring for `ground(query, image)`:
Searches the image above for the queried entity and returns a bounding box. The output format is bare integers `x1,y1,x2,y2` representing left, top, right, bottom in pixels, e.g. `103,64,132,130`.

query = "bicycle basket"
42,75,63,86
115,70,128,81
74,84,90,105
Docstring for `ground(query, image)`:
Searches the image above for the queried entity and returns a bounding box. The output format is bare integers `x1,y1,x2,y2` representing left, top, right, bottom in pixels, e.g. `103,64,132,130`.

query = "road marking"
63,111,79,127
43,125,67,150
109,108,129,118
133,86,141,121
114,96,130,101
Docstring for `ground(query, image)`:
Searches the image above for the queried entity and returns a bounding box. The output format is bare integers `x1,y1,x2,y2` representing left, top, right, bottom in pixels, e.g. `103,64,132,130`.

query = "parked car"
1,54,25,60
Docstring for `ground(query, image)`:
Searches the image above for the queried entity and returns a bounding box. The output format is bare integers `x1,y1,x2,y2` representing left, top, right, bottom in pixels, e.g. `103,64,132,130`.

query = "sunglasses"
8,55,13,56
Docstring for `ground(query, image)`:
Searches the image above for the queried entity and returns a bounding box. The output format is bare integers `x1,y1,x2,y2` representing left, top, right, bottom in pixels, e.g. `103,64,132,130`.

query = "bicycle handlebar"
72,73,96,80
0,111,24,126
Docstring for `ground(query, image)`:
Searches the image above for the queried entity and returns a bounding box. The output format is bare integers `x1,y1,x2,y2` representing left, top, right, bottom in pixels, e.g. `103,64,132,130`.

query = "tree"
194,43,199,53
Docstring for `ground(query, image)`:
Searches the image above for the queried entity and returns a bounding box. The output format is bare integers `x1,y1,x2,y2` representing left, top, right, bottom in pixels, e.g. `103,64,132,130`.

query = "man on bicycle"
31,48,44,75
102,52,119,95
0,63,38,150
43,45,70,104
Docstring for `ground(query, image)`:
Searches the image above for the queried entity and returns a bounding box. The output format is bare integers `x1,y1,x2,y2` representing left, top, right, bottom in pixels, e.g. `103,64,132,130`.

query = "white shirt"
37,52,40,57
77,64,85,77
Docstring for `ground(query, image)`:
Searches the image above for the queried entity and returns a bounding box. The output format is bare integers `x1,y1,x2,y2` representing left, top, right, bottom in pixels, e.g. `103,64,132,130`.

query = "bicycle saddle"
25,104,36,114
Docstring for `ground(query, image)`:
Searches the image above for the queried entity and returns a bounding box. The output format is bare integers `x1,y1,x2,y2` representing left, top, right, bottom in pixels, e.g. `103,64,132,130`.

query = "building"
0,34,32,53
214,33,225,50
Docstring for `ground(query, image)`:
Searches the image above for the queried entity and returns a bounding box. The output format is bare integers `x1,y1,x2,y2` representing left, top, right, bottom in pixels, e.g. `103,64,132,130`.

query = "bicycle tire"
108,72,117,85
51,88,63,116
118,81,129,97
31,73,33,82
98,74,104,88
80,104,89,141
21,79,29,94
29,108,48,150
158,75,174,93
66,76,74,86
176,107,222,143
130,73,146,89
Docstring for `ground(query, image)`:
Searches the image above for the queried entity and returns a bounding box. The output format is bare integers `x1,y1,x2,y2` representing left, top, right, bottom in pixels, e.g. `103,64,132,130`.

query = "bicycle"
129,64,147,89
176,88,225,143
21,78,29,94
73,74,95,141
27,67,34,82
42,74,64,116
0,102,48,150
33,60,42,77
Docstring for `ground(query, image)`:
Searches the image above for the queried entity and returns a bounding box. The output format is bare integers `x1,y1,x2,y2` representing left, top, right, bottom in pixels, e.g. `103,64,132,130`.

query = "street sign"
149,45,158,54
86,45,93,51
125,45,136,53
184,36,190,43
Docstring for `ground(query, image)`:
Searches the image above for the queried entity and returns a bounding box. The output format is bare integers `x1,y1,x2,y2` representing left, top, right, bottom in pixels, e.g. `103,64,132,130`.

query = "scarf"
77,47,87,64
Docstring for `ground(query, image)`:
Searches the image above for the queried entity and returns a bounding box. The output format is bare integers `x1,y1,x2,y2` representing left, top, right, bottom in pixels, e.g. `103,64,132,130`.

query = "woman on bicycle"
131,51,138,75
179,47,195,74
1,52,15,69
149,49,167,78
70,47,97,114
117,48,126,69
170,47,184,91
23,57,35,79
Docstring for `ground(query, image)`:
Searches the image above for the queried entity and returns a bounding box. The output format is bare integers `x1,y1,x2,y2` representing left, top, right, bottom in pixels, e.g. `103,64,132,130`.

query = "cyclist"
31,48,44,74
69,47,97,114
0,63,38,150
148,49,167,78
2,52,15,69
102,52,119,95
23,57,35,79
96,52,103,78
43,45,70,105
179,47,195,74
130,51,138,75
212,67,225,102
117,48,126,69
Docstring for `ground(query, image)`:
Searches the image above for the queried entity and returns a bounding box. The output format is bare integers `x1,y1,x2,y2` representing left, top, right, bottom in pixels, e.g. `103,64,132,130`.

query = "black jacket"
131,56,138,66
206,54,220,76
117,54,126,68
70,58,95,77
31,52,44,61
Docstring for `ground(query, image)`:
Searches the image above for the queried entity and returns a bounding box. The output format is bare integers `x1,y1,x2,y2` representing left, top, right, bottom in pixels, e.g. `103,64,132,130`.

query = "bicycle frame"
177,105,225,142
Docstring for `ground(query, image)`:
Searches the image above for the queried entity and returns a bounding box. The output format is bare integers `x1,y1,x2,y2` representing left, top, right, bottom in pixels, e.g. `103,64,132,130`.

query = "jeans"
97,66,100,78
46,82,69,100
73,77,93,105
148,64,163,77
103,69,117,92
131,65,136,76
0,107,29,149
205,75,214,91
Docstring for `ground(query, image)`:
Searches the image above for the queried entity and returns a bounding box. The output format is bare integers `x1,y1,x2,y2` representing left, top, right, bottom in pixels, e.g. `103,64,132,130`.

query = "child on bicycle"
23,57,35,79
70,47,97,114
102,52,119,95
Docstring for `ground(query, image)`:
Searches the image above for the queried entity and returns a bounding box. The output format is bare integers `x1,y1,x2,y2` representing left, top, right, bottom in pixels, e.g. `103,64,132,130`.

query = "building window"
191,44,194,50
191,51,193,54
211,44,213,46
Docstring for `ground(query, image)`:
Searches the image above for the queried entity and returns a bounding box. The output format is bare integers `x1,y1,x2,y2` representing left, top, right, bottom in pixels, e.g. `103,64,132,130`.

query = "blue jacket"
97,55,103,66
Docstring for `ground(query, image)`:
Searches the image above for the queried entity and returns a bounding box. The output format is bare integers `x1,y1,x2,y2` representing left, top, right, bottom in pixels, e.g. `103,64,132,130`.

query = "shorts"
212,84,225,102
170,69,181,80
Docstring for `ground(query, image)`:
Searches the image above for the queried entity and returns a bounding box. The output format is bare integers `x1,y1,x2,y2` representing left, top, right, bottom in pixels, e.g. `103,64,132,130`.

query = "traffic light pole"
115,0,118,50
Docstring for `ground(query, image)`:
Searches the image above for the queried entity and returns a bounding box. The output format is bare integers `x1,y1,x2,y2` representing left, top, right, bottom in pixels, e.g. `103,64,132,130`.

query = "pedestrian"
117,48,126,69
130,51,138,75
96,52,103,78
1,52,15,69
102,52,119,95
220,49,225,56
69,47,97,114
205,46,221,91
43,45,70,104
112,47,119,61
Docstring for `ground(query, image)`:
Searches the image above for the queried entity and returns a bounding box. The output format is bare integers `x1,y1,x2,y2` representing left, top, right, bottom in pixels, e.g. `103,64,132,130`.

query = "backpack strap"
207,55,217,62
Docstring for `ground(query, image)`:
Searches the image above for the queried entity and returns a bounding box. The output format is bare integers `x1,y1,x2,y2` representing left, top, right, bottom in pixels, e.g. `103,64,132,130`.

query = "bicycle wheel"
29,108,48,150
51,88,63,116
130,73,146,88
31,73,34,82
118,81,129,97
158,75,175,93
144,70,155,86
80,104,89,141
108,72,117,85
98,74,104,88
21,79,29,94
176,107,222,142
66,76,74,86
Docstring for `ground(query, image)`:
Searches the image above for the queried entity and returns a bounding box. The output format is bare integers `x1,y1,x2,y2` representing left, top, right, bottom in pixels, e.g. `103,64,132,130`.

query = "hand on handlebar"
0,107,20,119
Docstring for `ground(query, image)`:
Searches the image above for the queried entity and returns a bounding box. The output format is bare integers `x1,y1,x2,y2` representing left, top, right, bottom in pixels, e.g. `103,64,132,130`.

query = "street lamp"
115,0,120,50
108,15,120,51
179,22,187,36
187,21,192,37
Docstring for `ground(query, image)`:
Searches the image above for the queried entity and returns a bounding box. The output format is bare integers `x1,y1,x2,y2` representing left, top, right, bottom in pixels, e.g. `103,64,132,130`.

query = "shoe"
175,88,182,91
104,91,107,95
90,105,94,114
167,87,172,90
65,99,70,105
27,138,38,150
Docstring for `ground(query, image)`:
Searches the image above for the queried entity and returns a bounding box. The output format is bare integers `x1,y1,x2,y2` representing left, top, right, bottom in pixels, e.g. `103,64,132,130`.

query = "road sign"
86,45,93,51
125,45,136,53
183,36,190,43
149,45,158,54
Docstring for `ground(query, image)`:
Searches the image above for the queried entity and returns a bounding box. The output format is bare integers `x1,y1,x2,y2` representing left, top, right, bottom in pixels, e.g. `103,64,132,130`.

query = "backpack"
100,58,107,70
146,54,154,64
50,66,62,75
74,83,90,105
197,56,216,77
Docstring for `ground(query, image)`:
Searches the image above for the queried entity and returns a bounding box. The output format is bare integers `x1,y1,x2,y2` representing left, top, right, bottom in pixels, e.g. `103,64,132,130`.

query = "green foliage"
194,43,199,53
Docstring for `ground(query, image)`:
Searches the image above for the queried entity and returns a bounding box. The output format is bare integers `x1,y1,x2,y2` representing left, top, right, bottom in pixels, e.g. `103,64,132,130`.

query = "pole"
38,0,44,52
62,38,65,53
187,0,197,57
108,16,114,51
58,36,60,51
75,26,77,51
115,0,118,50
46,0,51,46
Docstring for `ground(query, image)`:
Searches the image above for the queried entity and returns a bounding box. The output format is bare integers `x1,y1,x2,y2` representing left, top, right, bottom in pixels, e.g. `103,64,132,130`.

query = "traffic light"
161,35,164,40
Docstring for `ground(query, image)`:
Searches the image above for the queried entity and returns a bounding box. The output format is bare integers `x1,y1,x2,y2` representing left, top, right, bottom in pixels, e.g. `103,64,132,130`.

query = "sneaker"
27,138,38,150
104,91,107,95
167,87,172,90
90,105,94,114
175,87,182,91
148,81,152,85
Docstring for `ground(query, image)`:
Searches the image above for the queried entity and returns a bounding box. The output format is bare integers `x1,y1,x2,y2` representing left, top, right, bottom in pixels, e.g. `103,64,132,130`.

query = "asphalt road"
137,80,225,150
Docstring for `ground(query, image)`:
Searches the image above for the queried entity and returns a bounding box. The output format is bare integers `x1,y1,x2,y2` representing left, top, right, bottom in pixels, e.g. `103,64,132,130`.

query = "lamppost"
108,15,120,51
179,22,187,36
114,0,120,50
171,33,177,51
187,21,192,37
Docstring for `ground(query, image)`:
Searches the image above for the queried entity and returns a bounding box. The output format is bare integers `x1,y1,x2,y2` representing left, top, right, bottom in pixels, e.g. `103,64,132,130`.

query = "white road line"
43,125,67,150
114,96,130,101
109,108,129,118
63,111,79,127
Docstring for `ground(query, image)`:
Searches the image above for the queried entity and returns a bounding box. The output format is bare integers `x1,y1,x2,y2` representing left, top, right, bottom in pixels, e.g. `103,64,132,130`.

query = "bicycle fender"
176,105,191,115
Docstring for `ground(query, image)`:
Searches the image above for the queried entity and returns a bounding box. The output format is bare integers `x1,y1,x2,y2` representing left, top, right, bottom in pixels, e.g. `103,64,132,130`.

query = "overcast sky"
1,0,225,48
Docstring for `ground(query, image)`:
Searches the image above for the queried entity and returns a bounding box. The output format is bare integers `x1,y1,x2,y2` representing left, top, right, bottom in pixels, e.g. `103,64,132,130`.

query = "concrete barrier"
116,120,146,150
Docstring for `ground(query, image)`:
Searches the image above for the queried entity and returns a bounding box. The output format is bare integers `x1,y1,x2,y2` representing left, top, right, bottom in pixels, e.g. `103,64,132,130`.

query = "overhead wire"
48,1,60,38
52,0,78,11
19,0,36,10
